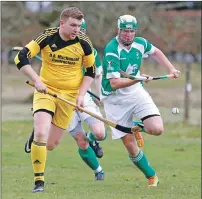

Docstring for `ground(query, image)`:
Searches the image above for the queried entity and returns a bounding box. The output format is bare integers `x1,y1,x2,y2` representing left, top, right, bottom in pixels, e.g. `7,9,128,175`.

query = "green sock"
87,131,107,142
133,121,146,133
130,150,156,178
78,145,100,171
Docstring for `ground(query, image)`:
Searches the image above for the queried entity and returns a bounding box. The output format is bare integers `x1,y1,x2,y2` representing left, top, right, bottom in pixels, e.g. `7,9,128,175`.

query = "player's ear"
60,20,64,27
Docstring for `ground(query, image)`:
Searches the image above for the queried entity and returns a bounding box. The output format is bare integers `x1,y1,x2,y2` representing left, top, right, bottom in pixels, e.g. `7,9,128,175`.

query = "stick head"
12,47,23,51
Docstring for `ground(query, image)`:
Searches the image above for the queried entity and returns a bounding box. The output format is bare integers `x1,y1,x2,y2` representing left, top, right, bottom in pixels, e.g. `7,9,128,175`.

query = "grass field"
2,121,201,199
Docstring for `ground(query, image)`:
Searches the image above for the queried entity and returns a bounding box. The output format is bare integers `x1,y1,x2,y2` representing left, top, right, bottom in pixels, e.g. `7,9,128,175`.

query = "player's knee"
77,139,88,149
147,124,164,136
95,132,104,140
46,140,60,151
94,129,107,141
46,144,55,151
74,134,88,149
125,143,139,156
34,131,47,141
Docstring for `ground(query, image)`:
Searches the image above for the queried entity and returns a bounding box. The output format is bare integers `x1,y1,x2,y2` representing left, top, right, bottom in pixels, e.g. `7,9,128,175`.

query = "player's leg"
80,97,106,157
86,120,106,141
46,94,78,151
31,111,53,193
142,116,164,135
73,131,104,180
85,117,105,158
46,123,65,151
103,98,159,186
133,87,164,136
68,116,104,180
31,92,56,193
131,88,162,185
121,134,159,187
24,117,67,153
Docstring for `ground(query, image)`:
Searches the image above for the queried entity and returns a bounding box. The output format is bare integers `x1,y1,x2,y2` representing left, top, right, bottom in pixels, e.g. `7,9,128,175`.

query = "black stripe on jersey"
78,34,93,56
16,47,30,69
84,64,95,78
78,34,94,50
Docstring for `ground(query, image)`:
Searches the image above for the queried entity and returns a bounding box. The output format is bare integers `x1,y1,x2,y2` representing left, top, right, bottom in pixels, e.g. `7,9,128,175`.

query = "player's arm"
14,31,48,93
143,38,180,78
80,64,95,96
78,36,95,106
110,78,139,89
104,50,139,89
151,47,180,78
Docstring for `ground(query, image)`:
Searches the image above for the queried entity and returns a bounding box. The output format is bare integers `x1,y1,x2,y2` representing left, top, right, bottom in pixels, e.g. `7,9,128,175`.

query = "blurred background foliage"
1,1,201,63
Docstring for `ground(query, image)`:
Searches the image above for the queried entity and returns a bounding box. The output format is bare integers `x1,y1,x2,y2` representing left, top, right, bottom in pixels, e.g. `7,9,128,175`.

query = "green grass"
2,121,201,199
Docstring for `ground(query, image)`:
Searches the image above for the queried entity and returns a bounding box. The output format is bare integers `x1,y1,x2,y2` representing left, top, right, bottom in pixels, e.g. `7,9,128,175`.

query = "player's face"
119,29,136,46
60,17,82,40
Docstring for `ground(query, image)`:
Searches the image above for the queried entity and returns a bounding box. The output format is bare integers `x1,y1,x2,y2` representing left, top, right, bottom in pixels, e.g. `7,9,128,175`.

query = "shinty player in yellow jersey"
14,7,96,193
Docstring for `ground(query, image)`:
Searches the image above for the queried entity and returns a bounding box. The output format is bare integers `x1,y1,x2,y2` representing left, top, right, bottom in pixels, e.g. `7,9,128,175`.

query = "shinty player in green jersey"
101,14,181,187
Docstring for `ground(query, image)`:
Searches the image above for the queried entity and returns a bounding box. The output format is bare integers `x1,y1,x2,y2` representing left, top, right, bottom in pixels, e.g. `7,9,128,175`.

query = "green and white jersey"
94,48,102,76
101,36,155,99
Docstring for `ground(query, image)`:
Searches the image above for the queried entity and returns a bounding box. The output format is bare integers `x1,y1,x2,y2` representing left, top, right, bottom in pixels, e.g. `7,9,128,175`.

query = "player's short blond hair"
60,7,84,21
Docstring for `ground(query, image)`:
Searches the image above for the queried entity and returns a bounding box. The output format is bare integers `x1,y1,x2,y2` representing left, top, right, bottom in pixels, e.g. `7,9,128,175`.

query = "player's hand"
34,80,47,94
169,69,181,79
76,95,84,109
141,74,153,84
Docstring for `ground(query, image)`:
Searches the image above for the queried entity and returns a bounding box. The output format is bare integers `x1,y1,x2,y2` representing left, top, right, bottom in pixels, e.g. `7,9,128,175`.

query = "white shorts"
67,92,103,135
103,86,160,140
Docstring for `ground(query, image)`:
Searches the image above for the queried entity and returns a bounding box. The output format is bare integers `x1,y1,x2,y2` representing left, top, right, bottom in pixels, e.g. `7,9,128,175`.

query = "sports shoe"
135,132,144,148
32,180,44,193
95,171,104,180
24,130,34,153
148,175,159,187
89,140,103,158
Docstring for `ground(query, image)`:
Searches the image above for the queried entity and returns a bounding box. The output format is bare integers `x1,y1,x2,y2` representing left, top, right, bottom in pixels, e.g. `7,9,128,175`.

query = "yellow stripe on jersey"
83,53,95,68
35,34,47,44
25,40,40,58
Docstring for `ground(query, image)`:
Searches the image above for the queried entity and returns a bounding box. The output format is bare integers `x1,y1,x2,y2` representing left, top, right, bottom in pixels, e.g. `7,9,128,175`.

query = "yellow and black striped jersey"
14,27,95,93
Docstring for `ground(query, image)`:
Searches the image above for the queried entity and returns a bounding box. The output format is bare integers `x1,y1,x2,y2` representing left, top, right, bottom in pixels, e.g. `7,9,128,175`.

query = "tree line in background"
2,1,201,63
